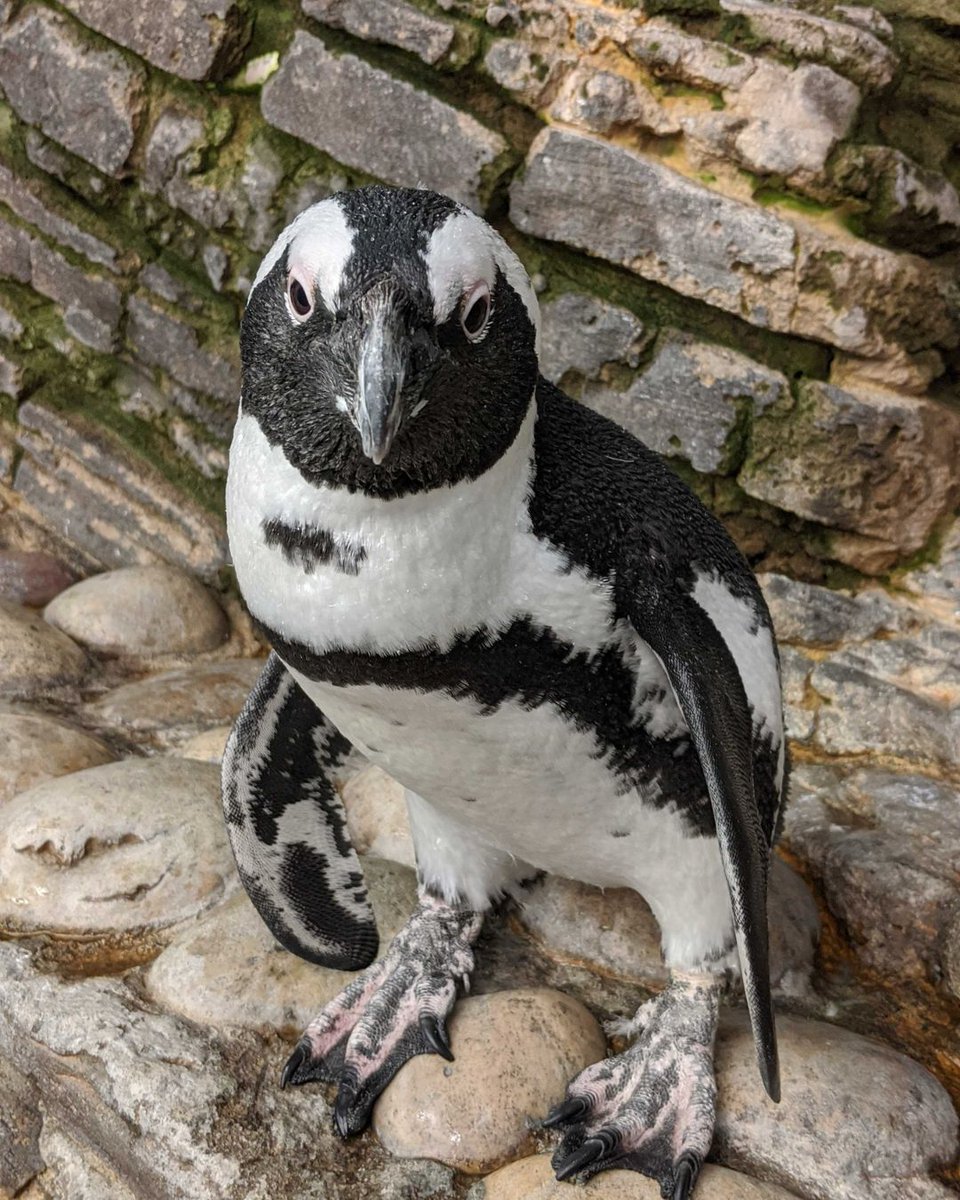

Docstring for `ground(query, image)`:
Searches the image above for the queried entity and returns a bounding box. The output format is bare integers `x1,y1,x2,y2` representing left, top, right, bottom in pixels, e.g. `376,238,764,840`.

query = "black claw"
554,1136,607,1182
420,1014,454,1062
280,1039,309,1090
672,1154,701,1200
543,1095,589,1128
333,1075,369,1139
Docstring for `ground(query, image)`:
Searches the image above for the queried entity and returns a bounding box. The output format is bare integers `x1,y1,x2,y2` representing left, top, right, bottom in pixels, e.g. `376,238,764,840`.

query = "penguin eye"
286,273,314,322
460,282,492,342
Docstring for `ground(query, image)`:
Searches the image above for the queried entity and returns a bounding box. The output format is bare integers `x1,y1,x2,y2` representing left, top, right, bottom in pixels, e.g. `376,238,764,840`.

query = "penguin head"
241,186,541,496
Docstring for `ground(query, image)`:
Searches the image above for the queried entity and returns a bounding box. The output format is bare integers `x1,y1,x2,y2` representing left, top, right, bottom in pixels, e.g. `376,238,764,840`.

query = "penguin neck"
303,395,538,536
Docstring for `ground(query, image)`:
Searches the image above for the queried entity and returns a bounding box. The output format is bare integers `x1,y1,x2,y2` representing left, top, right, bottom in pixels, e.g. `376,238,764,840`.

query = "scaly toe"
543,1095,590,1128
279,1037,331,1089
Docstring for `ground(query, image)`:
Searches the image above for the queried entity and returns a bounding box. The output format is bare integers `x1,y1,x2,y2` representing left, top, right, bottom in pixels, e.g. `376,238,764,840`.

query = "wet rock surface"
86,658,263,748
0,707,114,803
481,1156,800,1198
373,988,607,1174
145,859,418,1035
0,757,234,944
0,600,88,699
715,1011,959,1199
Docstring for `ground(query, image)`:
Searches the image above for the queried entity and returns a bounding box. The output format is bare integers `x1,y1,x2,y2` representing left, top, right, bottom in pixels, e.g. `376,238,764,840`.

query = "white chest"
226,409,616,658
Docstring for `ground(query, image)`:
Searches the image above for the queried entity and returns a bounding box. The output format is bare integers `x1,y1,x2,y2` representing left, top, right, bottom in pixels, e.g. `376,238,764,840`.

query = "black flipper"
621,567,780,1102
221,652,378,971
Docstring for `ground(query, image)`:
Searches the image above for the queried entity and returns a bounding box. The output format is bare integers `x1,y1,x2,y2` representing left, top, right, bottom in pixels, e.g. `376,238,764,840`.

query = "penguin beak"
355,285,408,466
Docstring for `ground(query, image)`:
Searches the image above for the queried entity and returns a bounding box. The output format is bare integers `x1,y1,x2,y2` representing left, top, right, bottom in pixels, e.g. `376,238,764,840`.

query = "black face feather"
240,186,539,499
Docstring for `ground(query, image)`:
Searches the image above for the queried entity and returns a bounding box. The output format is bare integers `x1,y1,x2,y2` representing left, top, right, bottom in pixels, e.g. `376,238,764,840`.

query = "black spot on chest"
262,517,366,576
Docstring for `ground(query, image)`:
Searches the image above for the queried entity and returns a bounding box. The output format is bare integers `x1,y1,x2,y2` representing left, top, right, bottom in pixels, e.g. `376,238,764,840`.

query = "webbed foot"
281,891,483,1136
547,973,720,1199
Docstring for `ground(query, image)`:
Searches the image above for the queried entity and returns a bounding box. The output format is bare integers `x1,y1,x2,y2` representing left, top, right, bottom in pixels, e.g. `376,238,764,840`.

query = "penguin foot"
280,891,483,1136
547,973,721,1199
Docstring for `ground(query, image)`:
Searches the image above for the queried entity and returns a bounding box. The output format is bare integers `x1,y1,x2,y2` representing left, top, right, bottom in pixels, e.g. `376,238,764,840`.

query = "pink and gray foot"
545,974,721,1200
280,891,482,1135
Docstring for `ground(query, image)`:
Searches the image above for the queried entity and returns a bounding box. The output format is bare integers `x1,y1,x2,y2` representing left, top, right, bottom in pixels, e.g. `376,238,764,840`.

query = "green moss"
753,186,837,218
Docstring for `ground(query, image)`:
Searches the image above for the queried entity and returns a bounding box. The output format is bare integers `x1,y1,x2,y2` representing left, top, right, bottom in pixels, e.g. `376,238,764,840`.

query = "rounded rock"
481,1155,800,1198
373,988,607,1174
0,757,235,938
342,766,415,868
0,549,77,607
715,1011,959,1196
86,659,264,747
144,858,419,1035
0,600,88,699
44,564,228,658
0,707,115,804
177,724,233,764
517,857,818,993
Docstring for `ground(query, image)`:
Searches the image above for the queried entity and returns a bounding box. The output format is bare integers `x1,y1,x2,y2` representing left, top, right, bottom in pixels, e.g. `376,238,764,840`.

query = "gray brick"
0,163,116,268
511,128,795,313
599,332,786,474
29,241,121,353
59,0,247,82
303,0,455,65
127,294,239,406
14,400,228,578
0,7,145,177
262,32,507,211
0,216,32,283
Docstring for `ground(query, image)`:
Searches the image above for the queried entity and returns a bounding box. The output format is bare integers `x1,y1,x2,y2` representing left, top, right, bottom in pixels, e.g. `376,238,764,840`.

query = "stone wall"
0,0,958,581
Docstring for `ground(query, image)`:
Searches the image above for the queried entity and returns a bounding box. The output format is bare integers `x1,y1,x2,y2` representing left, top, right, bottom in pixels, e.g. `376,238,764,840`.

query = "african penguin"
222,185,785,1200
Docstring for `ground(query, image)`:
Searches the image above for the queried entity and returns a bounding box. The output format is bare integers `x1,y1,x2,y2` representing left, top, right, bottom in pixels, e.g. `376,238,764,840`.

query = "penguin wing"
621,564,780,1103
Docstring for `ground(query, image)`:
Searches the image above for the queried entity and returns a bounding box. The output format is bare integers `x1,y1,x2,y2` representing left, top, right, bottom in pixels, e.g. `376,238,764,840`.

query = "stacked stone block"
0,0,957,582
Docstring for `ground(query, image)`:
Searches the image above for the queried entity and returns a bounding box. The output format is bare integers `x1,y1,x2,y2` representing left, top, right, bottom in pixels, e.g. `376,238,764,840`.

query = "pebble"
0,757,235,938
342,765,416,868
517,857,818,995
373,988,607,1174
714,1011,959,1198
86,659,263,747
145,858,418,1035
481,1155,800,1198
177,724,233,763
44,564,228,658
0,707,115,804
0,600,88,699
0,549,76,607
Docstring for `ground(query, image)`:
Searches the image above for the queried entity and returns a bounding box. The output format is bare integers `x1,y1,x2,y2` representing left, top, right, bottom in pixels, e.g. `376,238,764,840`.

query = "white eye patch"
250,197,354,313
423,210,541,355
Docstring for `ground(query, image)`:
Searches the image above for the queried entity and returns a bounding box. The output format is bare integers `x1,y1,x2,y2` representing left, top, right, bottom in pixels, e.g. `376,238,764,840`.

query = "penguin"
222,185,785,1200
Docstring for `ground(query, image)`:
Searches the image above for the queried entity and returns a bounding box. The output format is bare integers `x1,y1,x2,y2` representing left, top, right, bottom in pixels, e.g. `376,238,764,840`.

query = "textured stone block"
303,0,455,65
511,128,795,313
0,163,116,268
127,295,239,405
594,333,785,474
629,20,756,91
59,0,246,81
719,0,897,90
549,65,679,136
262,32,507,210
539,292,645,384
29,240,121,353
0,216,32,283
12,401,228,578
739,379,960,556
0,7,144,176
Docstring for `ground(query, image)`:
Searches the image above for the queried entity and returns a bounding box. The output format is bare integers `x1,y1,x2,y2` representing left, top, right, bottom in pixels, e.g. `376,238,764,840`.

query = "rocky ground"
0,544,958,1200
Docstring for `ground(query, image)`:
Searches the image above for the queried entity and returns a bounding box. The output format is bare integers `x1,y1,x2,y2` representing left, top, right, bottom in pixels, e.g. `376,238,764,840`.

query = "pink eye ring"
287,273,314,321
460,281,492,342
